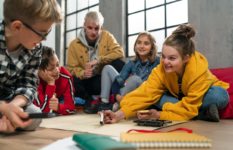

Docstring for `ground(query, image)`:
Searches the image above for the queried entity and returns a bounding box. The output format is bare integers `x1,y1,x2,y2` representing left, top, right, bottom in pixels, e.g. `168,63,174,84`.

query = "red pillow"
210,67,233,119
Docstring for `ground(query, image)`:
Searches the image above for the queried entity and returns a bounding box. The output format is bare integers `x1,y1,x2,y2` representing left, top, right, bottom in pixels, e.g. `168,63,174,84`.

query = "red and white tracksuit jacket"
33,67,76,115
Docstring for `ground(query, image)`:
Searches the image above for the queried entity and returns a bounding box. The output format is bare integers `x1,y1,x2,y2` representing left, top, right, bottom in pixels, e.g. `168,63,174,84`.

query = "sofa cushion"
210,67,233,119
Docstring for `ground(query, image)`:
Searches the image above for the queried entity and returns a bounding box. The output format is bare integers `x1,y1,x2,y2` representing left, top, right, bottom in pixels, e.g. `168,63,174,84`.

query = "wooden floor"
0,120,233,150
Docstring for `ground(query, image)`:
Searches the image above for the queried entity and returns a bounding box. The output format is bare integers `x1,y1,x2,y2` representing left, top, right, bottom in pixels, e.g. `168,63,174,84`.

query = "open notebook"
120,132,212,148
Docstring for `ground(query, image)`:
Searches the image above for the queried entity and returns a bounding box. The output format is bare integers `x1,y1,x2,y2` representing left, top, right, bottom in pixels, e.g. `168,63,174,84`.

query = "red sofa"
210,67,233,119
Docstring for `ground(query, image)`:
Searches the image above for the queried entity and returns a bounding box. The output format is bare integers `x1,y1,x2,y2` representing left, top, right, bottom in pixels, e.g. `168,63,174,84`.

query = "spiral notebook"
120,132,212,148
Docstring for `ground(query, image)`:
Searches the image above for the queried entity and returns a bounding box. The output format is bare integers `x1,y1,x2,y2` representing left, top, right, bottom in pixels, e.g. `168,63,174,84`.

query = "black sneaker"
83,99,100,114
205,104,220,122
83,103,99,114
98,102,112,111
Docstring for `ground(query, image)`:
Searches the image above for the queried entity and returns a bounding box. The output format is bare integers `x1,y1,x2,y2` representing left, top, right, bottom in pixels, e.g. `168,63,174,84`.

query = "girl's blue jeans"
154,86,229,119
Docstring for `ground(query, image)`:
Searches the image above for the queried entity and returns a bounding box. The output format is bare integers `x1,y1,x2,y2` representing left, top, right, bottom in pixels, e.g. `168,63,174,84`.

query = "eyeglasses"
21,21,51,40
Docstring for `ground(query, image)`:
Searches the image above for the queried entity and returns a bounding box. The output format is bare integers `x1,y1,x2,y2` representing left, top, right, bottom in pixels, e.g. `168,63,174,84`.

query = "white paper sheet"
40,137,79,150
40,113,186,137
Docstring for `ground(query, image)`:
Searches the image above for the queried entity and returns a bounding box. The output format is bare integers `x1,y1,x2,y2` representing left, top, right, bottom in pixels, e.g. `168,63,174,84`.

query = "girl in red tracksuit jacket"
33,47,76,115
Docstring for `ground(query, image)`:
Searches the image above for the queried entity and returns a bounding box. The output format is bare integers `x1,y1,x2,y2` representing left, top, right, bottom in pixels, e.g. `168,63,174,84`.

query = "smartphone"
137,110,150,115
27,112,57,119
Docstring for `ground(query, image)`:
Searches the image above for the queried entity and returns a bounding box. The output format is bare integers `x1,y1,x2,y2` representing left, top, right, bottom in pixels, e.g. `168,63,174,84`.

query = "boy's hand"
1,103,32,129
38,70,55,85
49,96,59,111
0,116,15,133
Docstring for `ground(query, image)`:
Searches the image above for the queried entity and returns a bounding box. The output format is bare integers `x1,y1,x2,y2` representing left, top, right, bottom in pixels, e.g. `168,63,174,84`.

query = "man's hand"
83,67,94,78
84,60,98,78
88,60,98,67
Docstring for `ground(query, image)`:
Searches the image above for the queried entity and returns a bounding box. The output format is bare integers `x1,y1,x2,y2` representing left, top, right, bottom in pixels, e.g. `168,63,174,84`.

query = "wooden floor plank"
0,120,233,150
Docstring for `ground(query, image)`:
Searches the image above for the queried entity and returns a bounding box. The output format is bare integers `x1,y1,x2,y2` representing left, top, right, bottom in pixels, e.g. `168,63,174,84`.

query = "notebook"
72,133,136,150
120,132,212,148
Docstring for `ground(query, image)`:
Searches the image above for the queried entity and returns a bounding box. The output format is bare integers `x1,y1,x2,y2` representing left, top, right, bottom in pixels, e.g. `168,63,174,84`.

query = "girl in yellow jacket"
103,24,229,123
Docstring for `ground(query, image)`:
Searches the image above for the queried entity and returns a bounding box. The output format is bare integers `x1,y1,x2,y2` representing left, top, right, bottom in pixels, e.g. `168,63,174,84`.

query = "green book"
72,133,136,150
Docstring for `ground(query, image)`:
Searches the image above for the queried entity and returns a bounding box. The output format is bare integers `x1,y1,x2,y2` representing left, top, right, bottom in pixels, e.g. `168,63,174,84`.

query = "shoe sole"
208,104,220,122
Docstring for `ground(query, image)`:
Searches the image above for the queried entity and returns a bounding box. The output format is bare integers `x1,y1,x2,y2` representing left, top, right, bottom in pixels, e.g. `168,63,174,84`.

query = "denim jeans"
154,86,229,119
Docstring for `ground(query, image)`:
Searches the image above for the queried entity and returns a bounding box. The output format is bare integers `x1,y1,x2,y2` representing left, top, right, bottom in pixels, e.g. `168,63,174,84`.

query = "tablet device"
28,112,57,119
134,119,172,127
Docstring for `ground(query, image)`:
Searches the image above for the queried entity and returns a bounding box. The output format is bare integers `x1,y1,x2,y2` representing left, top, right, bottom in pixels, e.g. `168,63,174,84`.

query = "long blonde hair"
134,31,158,63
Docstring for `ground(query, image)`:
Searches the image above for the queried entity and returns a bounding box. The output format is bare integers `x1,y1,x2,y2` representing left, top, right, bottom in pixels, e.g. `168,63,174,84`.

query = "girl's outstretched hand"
102,110,125,124
137,109,160,120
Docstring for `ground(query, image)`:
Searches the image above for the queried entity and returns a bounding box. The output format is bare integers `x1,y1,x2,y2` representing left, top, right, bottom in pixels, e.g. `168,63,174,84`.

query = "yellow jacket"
66,30,124,79
121,51,229,121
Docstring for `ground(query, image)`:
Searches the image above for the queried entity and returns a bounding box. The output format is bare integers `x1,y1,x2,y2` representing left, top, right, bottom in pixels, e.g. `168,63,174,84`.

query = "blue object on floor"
74,97,86,105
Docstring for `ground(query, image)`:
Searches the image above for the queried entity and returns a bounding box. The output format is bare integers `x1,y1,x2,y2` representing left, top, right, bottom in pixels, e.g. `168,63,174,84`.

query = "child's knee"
208,86,229,109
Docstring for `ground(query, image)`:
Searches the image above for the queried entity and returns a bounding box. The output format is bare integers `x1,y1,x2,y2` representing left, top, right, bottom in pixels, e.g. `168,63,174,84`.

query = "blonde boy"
0,0,62,133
